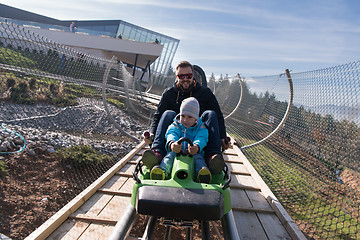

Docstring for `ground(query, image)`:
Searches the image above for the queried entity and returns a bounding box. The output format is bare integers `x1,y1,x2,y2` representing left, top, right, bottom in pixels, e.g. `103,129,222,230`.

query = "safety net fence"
215,64,359,239
0,20,359,240
0,20,152,239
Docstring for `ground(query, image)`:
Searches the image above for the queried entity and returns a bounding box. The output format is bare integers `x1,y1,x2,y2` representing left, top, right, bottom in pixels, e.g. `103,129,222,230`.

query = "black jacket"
150,82,227,139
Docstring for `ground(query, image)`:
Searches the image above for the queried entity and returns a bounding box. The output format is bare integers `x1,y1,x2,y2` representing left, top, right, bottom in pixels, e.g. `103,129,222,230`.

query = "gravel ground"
0,98,148,156
0,99,149,239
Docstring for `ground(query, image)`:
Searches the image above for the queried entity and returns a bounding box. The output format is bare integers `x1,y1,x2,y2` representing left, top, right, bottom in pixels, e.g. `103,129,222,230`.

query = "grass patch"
0,73,102,107
50,96,77,107
293,197,360,239
237,136,360,240
64,83,98,97
57,145,113,168
0,47,37,69
107,97,125,109
0,159,8,177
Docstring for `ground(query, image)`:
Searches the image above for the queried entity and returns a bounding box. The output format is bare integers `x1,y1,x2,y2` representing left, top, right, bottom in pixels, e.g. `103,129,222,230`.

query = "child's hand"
188,144,199,155
171,141,182,153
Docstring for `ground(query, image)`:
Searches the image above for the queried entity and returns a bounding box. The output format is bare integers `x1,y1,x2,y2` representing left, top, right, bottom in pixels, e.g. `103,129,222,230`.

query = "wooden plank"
97,189,132,197
232,207,275,214
115,172,133,178
130,154,142,162
69,191,131,223
267,196,306,240
119,178,136,195
236,174,260,188
231,189,274,213
99,175,128,191
68,215,118,225
233,145,307,240
230,174,261,191
78,223,115,240
47,220,89,240
71,193,113,217
96,196,131,222
233,211,268,240
116,164,136,177
258,213,292,240
228,162,250,175
223,146,238,155
226,159,244,164
231,189,252,209
224,154,242,163
223,151,237,158
230,184,260,191
231,170,251,176
25,141,147,240
246,189,273,211
69,195,131,226
224,152,238,156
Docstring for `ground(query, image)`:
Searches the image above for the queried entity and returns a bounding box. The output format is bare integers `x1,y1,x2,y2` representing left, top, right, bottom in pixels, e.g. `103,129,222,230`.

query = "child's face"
180,114,197,128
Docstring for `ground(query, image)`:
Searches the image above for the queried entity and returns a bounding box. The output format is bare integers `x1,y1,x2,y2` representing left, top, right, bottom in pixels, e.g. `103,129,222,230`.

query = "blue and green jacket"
165,114,209,155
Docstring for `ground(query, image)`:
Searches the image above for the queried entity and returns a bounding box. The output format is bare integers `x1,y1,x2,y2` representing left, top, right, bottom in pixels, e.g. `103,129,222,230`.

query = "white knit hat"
180,97,200,119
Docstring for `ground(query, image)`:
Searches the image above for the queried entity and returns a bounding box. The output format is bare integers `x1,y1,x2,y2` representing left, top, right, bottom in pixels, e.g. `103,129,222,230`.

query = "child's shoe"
150,165,165,180
197,167,212,184
142,149,160,169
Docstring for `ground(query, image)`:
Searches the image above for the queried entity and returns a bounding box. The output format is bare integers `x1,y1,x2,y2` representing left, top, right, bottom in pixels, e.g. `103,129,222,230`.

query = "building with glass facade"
0,3,180,86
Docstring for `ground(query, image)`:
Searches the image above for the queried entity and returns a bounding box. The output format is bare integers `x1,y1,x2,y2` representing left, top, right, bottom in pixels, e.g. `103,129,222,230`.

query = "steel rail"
102,56,140,141
224,73,244,120
240,69,294,150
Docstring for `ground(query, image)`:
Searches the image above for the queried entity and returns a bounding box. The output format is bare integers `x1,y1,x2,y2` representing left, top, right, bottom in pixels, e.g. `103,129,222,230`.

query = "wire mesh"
0,19,359,240
220,64,359,239
0,21,149,239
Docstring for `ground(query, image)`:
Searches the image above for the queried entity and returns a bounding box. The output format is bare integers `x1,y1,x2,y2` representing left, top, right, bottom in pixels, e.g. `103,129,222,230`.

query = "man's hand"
171,141,182,153
188,144,199,155
143,131,154,145
221,137,231,150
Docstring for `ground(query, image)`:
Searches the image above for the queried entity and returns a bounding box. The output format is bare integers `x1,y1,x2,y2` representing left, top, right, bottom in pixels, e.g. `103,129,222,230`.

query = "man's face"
176,66,194,91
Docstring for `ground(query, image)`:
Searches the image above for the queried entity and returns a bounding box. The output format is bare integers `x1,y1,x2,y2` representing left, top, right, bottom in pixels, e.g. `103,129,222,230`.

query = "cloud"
94,0,247,14
3,0,359,76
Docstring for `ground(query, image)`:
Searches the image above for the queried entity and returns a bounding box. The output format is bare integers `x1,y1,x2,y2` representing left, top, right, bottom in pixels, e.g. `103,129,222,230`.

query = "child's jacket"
165,114,209,155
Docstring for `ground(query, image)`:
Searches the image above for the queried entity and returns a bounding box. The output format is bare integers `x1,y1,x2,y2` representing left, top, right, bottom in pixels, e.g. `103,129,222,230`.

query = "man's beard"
179,81,193,92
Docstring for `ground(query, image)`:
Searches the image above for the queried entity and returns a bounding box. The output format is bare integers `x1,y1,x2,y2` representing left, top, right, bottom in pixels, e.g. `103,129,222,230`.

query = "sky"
1,0,360,77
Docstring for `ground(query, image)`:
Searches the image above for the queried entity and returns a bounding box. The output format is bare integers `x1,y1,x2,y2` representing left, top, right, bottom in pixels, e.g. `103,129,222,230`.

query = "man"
70,22,77,33
142,61,230,174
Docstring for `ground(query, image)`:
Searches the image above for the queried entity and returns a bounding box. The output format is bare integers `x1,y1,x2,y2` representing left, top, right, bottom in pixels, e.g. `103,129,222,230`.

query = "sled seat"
136,185,224,221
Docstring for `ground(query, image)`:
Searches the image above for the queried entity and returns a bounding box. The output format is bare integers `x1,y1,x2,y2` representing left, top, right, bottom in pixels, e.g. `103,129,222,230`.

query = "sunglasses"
177,73,193,80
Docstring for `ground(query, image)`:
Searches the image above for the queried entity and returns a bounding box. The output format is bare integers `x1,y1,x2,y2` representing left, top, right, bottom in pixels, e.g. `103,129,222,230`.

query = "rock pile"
0,99,148,156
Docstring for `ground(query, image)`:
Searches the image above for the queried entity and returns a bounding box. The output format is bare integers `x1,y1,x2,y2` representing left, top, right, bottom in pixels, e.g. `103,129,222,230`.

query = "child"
143,97,212,183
